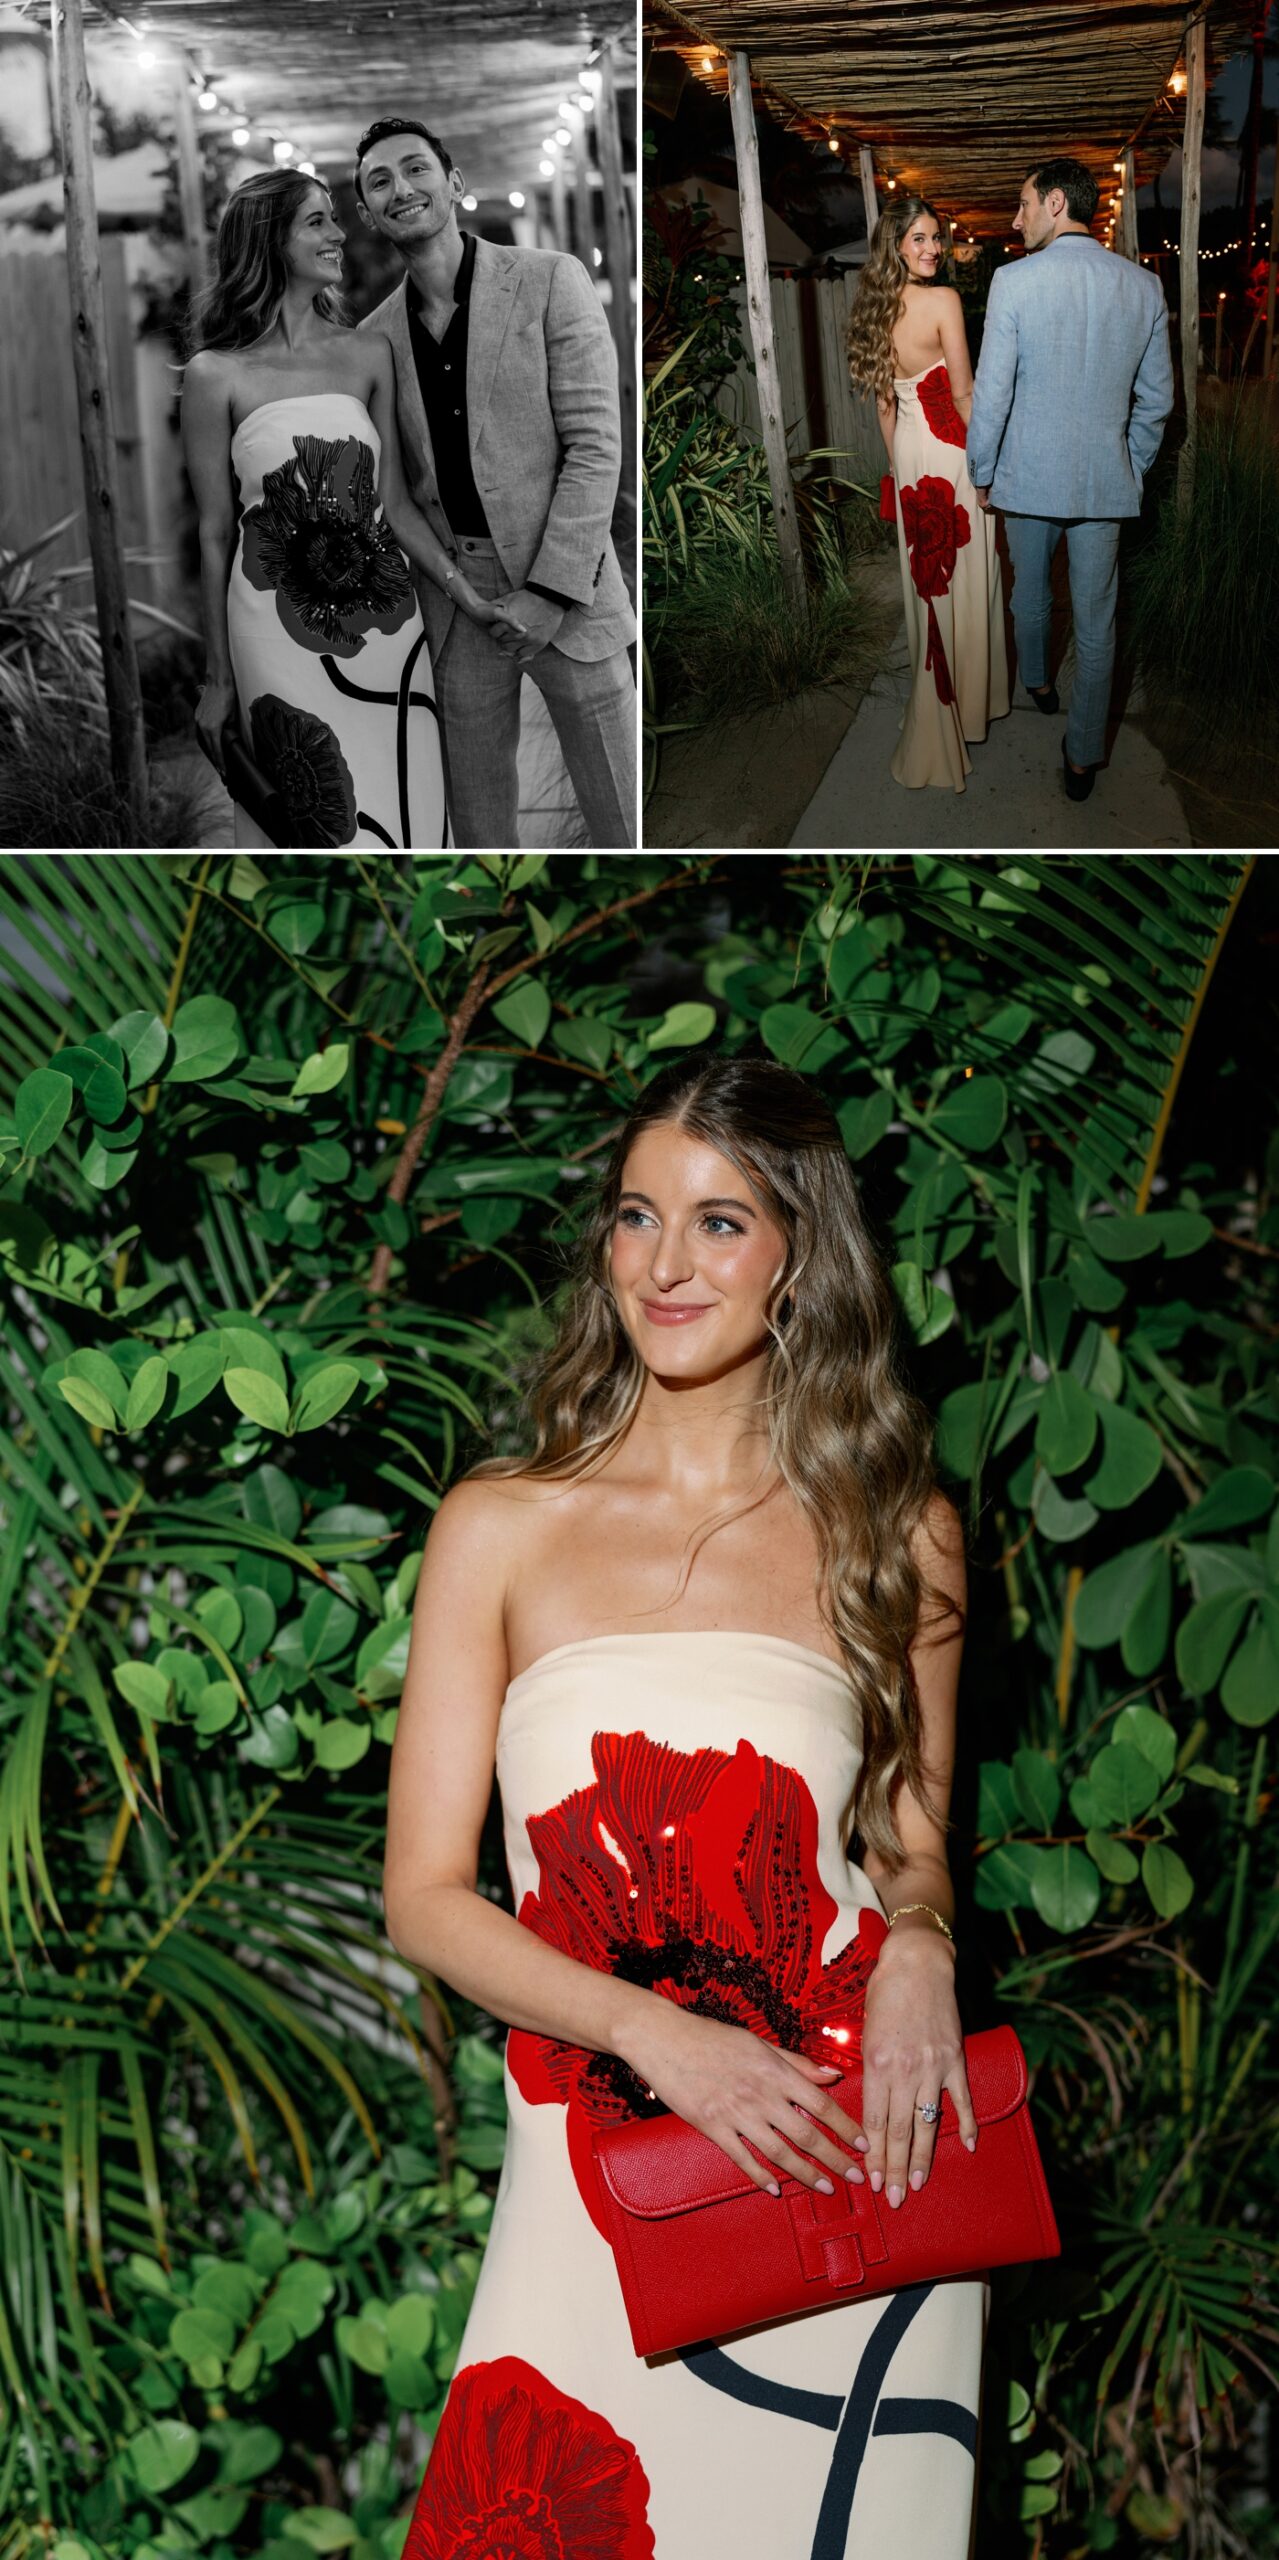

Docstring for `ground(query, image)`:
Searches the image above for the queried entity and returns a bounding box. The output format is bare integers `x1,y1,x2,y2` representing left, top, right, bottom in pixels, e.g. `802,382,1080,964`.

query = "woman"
182,169,523,849
847,199,1008,793
386,1054,985,2560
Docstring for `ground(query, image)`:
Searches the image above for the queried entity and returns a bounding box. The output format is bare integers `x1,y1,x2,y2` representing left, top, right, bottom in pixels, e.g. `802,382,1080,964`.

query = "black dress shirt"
405,230,573,613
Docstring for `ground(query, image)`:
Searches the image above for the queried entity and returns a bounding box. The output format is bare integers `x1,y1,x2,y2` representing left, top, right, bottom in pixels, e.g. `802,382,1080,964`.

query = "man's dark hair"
354,118,454,203
1025,158,1099,226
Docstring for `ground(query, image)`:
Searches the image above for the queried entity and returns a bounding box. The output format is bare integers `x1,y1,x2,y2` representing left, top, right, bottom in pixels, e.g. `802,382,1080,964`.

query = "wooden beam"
1119,146,1139,260
52,0,150,838
572,127,593,272
172,69,208,299
726,46,806,615
1176,10,1206,517
596,44,637,510
858,142,879,241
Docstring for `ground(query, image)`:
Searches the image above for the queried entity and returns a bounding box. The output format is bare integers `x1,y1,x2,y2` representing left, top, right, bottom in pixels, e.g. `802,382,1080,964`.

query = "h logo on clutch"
785,2176,889,2289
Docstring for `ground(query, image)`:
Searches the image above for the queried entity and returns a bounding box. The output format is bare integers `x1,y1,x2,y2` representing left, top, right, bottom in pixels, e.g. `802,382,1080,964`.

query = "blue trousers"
1002,514,1122,770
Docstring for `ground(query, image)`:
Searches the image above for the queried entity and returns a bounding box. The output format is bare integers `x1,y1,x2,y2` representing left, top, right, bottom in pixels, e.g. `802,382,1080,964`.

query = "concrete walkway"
790,613,1191,850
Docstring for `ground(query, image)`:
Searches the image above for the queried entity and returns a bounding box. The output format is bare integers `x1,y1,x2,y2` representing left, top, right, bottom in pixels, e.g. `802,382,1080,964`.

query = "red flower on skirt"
916,364,968,450
899,474,971,601
508,1730,888,2231
404,2355,655,2560
899,475,972,707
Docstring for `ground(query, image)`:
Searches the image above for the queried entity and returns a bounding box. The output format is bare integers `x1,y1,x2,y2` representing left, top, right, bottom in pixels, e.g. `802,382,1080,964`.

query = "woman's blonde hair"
472,1053,956,1866
845,197,946,405
190,170,347,354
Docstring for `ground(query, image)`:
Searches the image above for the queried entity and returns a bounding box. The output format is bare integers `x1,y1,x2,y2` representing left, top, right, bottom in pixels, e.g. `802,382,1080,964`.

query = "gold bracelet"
886,1902,954,1943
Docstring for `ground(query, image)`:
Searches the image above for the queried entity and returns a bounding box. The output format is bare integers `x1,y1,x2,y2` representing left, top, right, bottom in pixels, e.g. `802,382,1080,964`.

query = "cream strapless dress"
403,1633,987,2559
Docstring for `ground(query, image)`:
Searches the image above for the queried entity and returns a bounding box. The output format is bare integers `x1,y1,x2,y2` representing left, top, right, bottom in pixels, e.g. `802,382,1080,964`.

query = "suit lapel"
466,238,518,446
384,275,439,502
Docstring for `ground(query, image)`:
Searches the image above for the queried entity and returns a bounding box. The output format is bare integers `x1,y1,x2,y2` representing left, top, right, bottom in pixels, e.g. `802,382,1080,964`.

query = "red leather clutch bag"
592,2024,1059,2360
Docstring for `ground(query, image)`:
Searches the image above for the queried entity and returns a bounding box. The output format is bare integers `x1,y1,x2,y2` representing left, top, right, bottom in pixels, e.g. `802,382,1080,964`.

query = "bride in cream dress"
386,1054,988,2560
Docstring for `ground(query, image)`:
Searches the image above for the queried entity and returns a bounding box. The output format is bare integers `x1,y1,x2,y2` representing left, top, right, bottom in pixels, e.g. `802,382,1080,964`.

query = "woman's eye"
702,1216,743,1237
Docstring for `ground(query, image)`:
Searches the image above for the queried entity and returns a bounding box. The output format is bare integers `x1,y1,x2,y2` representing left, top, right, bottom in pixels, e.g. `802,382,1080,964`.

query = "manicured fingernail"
817,2065,841,2077
869,2170,883,2193
767,2181,781,2197
887,2184,903,2209
845,2164,865,2184
816,2177,835,2196
853,2134,870,2151
965,2137,977,2153
910,2170,925,2191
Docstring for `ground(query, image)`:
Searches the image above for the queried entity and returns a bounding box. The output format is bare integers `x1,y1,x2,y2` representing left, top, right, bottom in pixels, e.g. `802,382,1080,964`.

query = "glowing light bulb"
554,126,572,146
231,124,250,146
701,53,713,69
828,135,839,152
297,160,316,176
592,245,602,265
539,158,555,179
273,139,294,162
137,46,156,67
461,191,478,209
508,189,525,208
197,88,218,109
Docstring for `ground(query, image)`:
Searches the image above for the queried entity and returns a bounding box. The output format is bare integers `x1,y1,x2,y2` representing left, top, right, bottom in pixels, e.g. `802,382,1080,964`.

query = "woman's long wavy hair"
473,1054,955,1866
189,170,347,353
845,197,945,405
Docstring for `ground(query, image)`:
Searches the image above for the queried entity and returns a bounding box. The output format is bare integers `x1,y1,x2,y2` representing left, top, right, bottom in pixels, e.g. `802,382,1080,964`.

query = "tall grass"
1128,393,1279,718
651,543,886,728
0,695,211,847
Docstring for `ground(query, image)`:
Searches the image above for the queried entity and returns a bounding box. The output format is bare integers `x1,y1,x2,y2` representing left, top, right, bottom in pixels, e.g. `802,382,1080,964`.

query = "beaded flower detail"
404,2354,655,2560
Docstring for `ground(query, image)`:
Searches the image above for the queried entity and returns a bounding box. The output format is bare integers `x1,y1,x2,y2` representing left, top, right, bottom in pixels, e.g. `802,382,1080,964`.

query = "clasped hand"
619,1932,976,2208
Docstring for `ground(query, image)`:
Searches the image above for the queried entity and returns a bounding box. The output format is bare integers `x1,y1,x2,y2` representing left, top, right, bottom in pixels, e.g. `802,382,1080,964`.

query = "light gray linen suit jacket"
966,235,1173,519
358,237,635,663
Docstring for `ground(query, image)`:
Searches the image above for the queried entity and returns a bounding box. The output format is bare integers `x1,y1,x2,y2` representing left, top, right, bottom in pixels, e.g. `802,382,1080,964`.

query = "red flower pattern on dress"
899,475,972,707
508,1730,888,2231
916,364,968,450
404,2354,655,2560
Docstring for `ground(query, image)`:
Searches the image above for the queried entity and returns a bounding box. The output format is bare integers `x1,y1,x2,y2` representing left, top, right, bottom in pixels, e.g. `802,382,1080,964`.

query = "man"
355,118,636,849
966,157,1173,803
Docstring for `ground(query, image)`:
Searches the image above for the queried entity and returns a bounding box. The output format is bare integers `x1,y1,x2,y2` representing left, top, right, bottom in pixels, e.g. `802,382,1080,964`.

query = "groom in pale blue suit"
967,157,1173,801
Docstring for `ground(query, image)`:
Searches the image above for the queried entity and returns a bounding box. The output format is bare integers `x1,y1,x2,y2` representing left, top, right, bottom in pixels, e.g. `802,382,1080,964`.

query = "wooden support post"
596,44,637,512
572,127,593,272
858,143,879,243
172,68,208,299
727,46,806,616
1176,12,1206,516
1119,147,1139,261
52,0,150,838
1264,113,1279,382
549,151,568,253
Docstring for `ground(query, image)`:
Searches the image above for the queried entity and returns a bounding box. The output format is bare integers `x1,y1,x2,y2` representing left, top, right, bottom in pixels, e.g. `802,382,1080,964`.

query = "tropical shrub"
0,852,1274,2560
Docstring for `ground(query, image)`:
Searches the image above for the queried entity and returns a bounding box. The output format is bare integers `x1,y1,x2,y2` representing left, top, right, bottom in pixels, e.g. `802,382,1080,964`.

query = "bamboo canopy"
22,0,635,196
646,0,1252,242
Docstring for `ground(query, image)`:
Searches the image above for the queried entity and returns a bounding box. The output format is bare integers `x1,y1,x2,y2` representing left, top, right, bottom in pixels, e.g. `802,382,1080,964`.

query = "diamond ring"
916,2099,941,2125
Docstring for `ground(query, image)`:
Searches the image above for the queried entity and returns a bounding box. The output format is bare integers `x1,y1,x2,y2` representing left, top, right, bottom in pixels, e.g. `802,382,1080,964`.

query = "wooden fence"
715,270,884,493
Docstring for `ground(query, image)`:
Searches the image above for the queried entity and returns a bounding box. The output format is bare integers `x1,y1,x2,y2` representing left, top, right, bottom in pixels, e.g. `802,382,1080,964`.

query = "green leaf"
646,1001,717,1052
936,1381,996,1480
57,1376,115,1429
270,899,326,954
1084,1213,1161,1263
1031,1844,1101,1933
977,1761,1019,1836
280,2511,359,2551
291,1361,362,1433
1111,1703,1176,1781
15,1066,74,1154
112,1662,173,1720
219,1327,288,1390
1088,1742,1161,1826
169,2304,236,2364
492,979,551,1049
1075,1541,1160,1649
290,1043,350,1099
225,1368,291,1433
1010,1747,1061,1832
337,2313,390,2375
126,1355,169,1431
385,2294,435,2356
1085,1831,1139,1884
838,1088,895,1159
1176,1587,1248,1689
313,1717,371,1771
891,1262,955,1347
932,1073,1006,1150
1142,1842,1194,1919
1033,1477,1099,1543
126,2418,201,2493
1220,1614,1279,1725
170,993,242,1082
1121,1545,1172,1676
973,1841,1043,1910
54,1042,129,1122
552,1015,614,1070
759,1002,846,1073
1177,1467,1275,1540
1083,1401,1163,1510
1034,1374,1097,1475
243,1461,302,1541
300,1588,359,1665
109,1006,169,1084
461,1195,522,1245
240,1704,300,1769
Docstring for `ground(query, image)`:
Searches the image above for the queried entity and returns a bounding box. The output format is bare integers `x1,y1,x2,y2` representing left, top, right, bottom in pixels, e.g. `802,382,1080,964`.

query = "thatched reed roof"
21,0,635,197
645,0,1252,240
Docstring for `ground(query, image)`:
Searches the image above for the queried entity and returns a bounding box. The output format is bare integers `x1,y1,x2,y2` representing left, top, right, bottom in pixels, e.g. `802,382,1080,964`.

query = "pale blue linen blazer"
966,234,1174,519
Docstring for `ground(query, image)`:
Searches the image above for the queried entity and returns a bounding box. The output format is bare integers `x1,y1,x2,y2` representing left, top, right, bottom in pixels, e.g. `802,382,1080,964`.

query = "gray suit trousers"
434,538,636,851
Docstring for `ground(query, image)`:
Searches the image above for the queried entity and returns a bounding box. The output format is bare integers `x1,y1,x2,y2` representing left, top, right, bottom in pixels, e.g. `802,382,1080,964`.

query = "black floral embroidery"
250,693,357,847
241,434,414,658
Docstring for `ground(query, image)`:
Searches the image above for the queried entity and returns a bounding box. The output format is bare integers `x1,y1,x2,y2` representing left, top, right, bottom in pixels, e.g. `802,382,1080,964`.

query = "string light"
508,189,525,208
828,133,840,152
273,139,294,161
461,191,478,209
538,156,555,177
197,87,218,109
701,52,714,70
231,124,250,146
553,125,572,145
